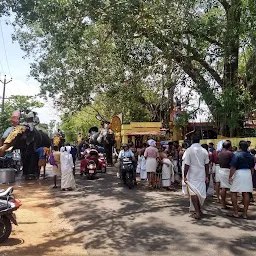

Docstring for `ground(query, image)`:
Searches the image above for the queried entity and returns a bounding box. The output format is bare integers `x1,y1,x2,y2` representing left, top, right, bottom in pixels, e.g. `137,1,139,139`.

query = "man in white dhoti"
160,153,174,188
184,137,209,220
218,140,233,209
229,141,254,219
212,140,225,203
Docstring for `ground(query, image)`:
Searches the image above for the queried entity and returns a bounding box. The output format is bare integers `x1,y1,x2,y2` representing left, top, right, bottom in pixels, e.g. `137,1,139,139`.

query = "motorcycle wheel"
102,166,107,173
15,162,21,172
87,174,94,180
126,173,134,189
0,216,12,243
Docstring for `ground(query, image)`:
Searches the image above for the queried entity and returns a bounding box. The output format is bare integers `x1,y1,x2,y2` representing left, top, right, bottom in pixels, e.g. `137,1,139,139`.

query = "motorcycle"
0,187,21,242
0,151,21,172
120,157,135,189
80,149,107,179
87,160,97,180
98,153,107,173
12,150,22,172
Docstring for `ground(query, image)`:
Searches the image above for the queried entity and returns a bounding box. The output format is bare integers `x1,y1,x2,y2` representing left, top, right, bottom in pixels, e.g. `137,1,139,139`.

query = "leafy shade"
2,0,256,136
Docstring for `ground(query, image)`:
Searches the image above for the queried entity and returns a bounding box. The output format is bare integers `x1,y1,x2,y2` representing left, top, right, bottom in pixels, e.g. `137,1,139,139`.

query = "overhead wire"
0,19,11,78
0,19,4,77
0,58,4,76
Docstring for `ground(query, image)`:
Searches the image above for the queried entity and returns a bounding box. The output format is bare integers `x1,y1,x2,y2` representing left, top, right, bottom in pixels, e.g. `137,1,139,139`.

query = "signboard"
111,115,122,132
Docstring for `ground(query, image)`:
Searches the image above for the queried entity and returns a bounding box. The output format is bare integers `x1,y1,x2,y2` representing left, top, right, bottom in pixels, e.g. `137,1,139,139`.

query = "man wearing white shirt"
118,144,134,159
118,144,136,183
184,136,209,220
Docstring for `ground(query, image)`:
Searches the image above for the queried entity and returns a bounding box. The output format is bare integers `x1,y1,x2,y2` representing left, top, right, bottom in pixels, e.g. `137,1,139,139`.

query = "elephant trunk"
0,144,11,157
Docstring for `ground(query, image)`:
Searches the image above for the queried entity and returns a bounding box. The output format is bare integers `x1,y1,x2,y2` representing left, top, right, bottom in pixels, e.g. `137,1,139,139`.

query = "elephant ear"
4,125,27,144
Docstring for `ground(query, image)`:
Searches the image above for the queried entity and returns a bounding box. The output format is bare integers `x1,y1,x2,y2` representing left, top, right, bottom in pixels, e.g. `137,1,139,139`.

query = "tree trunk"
220,1,242,137
223,0,241,88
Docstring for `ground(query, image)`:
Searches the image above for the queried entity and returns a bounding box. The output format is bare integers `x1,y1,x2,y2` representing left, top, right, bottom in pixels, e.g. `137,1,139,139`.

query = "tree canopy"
2,0,256,136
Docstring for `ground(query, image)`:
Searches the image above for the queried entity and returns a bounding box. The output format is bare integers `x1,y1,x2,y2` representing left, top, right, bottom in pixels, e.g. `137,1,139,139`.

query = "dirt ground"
0,164,256,256
0,172,85,256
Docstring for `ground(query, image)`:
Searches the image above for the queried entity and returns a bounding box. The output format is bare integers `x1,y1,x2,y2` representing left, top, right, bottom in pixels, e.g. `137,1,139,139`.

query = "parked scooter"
120,157,135,189
0,187,21,242
0,150,21,172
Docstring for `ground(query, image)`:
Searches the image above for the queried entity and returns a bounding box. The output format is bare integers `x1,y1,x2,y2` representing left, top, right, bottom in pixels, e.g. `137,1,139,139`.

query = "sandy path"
0,179,85,256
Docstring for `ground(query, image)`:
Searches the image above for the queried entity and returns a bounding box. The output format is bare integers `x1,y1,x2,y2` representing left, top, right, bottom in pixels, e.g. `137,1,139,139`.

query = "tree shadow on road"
1,167,255,256
50,169,256,255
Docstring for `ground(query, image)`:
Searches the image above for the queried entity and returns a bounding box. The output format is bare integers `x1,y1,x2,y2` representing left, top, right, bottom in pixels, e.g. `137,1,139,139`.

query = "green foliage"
2,0,256,136
216,85,253,135
61,106,101,143
174,112,190,128
0,95,43,135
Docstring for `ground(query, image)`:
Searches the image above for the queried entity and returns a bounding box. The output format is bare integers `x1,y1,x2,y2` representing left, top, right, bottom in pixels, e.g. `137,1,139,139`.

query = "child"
160,153,174,188
140,150,147,180
136,150,142,178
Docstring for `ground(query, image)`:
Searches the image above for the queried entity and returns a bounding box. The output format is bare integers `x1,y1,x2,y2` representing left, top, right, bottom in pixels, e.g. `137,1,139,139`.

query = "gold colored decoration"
77,135,83,144
111,116,122,133
53,134,61,146
4,125,27,144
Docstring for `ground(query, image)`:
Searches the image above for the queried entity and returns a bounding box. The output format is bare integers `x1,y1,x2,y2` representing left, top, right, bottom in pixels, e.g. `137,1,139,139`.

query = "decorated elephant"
88,122,115,165
0,125,51,179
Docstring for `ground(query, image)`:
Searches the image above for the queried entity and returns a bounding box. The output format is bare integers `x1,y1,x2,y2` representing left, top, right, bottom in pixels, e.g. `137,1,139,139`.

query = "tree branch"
139,27,222,114
170,49,221,113
169,39,223,87
184,30,223,47
218,0,231,11
142,29,223,87
188,47,223,87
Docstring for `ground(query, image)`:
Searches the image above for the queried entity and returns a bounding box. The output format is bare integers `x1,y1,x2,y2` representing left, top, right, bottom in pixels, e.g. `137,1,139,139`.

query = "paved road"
53,166,256,256
0,164,255,256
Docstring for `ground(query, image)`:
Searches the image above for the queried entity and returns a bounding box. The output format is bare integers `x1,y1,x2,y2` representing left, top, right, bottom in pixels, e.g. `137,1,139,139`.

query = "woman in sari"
60,146,76,191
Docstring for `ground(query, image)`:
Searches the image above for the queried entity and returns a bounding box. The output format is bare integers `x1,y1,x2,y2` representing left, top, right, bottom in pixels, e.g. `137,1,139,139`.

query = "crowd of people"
37,144,77,191
120,138,256,220
183,138,256,220
36,136,256,220
117,140,183,189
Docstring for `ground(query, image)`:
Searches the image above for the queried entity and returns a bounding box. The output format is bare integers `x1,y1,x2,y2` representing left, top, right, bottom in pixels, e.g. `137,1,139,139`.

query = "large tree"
2,0,256,136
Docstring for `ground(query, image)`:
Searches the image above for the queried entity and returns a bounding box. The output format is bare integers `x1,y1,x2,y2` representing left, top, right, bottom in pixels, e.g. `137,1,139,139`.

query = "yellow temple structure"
118,122,181,148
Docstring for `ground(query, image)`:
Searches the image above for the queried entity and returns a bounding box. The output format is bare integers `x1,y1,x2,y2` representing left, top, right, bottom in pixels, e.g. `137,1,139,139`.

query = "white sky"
0,16,60,124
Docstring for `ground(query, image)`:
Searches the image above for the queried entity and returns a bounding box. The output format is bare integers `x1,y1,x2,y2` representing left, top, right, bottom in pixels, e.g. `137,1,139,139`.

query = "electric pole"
0,75,12,113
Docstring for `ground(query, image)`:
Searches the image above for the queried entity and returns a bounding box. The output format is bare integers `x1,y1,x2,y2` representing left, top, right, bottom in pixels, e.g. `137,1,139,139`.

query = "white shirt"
139,155,146,170
60,151,74,175
118,149,134,159
184,143,209,181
